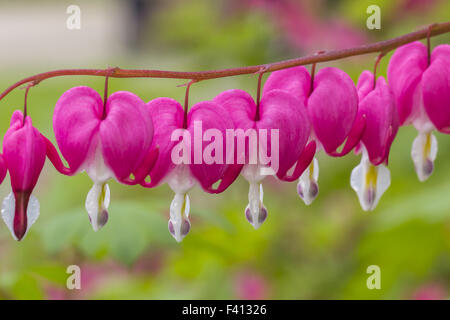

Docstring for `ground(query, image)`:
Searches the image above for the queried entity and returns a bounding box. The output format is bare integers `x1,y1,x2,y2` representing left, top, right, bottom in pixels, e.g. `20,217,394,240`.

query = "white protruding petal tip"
1,192,40,241
168,193,191,242
85,182,110,232
351,153,390,212
411,131,437,182
245,183,267,229
245,204,267,230
297,157,319,206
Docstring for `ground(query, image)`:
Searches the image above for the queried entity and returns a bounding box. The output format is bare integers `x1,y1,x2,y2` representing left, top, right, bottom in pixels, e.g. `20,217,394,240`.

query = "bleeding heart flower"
388,42,450,181
263,66,362,205
350,71,399,211
214,88,312,229
141,97,237,242
1,111,46,240
49,86,155,231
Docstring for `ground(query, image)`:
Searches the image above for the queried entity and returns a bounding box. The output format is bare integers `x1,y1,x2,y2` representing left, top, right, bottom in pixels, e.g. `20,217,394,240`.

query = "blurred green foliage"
0,0,449,299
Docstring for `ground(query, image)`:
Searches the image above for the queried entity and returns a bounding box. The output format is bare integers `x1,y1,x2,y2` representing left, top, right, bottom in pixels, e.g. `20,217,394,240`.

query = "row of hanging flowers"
0,29,448,242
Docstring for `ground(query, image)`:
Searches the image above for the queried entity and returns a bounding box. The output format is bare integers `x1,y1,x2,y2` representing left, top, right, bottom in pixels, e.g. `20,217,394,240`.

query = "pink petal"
257,89,310,178
387,41,428,125
214,89,257,169
356,70,375,101
128,147,159,185
214,89,256,131
422,44,450,133
308,67,358,154
53,86,102,173
0,154,7,185
215,89,310,178
205,164,243,194
187,101,235,190
357,72,399,165
329,115,366,157
279,140,316,182
3,111,46,192
42,134,73,175
2,111,46,240
145,97,184,187
263,66,311,105
100,91,153,181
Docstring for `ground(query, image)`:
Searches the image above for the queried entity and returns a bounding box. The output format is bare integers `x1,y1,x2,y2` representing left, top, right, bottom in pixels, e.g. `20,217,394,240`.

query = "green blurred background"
0,0,449,299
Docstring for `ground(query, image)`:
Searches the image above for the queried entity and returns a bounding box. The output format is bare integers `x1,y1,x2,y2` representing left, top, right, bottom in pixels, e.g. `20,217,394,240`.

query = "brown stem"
310,63,316,96
0,22,449,103
183,80,196,129
427,24,437,66
22,84,33,125
255,66,268,121
309,51,326,96
102,67,117,119
103,75,110,119
373,52,386,89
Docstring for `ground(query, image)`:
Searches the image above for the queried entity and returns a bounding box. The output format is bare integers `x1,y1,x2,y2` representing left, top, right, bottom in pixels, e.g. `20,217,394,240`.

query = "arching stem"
0,22,448,102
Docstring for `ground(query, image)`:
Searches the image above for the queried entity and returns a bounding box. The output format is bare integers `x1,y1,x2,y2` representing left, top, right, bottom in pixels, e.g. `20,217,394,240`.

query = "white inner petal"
411,131,437,182
245,182,267,230
350,148,391,211
1,192,40,241
242,164,266,184
167,165,196,194
242,164,268,229
297,157,319,205
165,165,196,243
84,140,114,183
85,182,110,232
411,84,435,133
168,192,191,242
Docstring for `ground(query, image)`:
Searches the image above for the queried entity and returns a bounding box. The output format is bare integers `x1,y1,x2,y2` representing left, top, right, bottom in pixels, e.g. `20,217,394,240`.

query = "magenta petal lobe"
0,154,7,185
308,67,358,154
263,66,311,105
146,98,184,188
387,41,428,125
187,101,235,191
53,86,103,173
422,45,450,133
356,72,399,165
100,91,153,181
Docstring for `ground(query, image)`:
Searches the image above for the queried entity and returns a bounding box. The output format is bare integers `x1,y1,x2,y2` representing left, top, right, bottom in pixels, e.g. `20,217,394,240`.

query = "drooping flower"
141,98,239,242
48,86,156,231
1,111,46,240
214,88,313,229
263,66,362,205
350,71,399,211
388,42,450,181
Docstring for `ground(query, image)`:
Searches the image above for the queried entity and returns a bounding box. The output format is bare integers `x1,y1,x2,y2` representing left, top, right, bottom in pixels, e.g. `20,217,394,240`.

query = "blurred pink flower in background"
46,286,66,300
46,261,127,300
402,0,439,12
411,283,447,300
234,271,270,299
133,250,165,275
242,0,366,52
